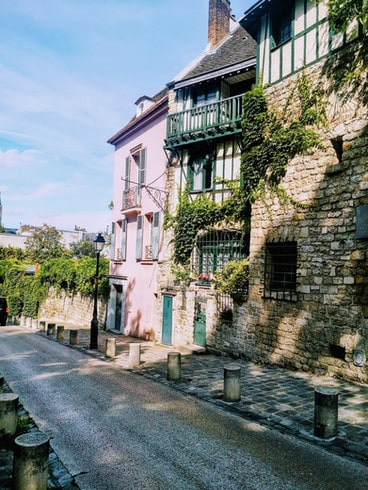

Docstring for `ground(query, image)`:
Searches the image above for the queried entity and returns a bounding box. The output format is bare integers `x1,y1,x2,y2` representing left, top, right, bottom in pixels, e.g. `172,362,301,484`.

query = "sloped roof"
170,23,256,87
107,87,168,145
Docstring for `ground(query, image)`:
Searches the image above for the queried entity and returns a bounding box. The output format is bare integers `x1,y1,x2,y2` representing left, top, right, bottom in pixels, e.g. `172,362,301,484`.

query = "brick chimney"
208,0,231,49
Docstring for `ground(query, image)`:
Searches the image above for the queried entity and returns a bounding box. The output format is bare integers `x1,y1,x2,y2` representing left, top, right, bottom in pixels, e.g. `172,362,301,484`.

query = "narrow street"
0,326,366,489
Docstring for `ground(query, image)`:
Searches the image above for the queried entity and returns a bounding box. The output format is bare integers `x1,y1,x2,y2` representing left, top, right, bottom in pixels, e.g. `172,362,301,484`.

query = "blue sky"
0,0,254,233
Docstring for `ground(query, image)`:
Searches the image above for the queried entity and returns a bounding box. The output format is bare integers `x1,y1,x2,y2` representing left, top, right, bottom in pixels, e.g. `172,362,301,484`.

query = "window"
264,242,298,301
136,212,160,261
122,147,146,209
188,152,213,192
194,230,247,277
192,82,218,107
271,0,293,47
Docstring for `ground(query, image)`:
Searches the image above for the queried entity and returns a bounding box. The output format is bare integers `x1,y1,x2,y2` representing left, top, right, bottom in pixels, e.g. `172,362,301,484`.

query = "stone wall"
37,288,107,328
207,56,368,383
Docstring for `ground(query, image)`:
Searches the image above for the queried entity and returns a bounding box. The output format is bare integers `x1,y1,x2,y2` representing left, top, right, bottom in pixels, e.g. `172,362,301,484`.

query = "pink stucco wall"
108,100,167,338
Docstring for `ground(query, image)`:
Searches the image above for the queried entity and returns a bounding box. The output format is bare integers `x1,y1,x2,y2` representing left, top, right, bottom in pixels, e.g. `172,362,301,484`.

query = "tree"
70,237,96,258
25,225,69,263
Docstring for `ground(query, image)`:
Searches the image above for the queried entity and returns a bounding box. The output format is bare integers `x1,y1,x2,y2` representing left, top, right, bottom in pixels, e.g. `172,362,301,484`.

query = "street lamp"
90,233,105,349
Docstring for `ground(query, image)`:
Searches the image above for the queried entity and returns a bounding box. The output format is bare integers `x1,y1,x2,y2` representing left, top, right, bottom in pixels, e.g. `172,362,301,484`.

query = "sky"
0,0,255,234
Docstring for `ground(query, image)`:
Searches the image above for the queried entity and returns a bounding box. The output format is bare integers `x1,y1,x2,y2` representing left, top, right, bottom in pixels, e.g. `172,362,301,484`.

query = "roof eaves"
172,57,256,90
107,95,168,145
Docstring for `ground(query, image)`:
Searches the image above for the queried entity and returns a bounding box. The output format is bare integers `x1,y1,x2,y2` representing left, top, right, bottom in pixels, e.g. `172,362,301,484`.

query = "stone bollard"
39,321,46,332
105,338,116,358
69,330,79,346
13,432,49,490
46,323,56,336
129,343,141,368
314,387,339,439
167,352,182,381
0,375,3,393
0,393,19,438
223,364,241,402
56,325,65,340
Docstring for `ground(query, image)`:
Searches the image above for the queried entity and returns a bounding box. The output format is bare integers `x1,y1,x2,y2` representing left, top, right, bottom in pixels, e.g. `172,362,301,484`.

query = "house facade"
204,0,367,383
155,0,256,347
107,90,168,338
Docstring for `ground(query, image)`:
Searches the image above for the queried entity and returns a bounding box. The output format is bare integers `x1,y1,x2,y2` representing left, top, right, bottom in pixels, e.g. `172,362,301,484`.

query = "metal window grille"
264,241,298,302
194,230,247,279
216,293,234,324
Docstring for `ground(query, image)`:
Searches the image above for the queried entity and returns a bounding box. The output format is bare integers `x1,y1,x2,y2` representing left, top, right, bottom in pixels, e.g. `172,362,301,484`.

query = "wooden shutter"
135,215,143,260
110,222,116,260
151,212,160,260
120,217,127,260
138,148,146,185
124,156,130,191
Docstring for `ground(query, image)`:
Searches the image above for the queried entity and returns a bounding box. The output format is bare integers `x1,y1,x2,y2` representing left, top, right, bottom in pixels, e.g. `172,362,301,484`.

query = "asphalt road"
0,326,366,489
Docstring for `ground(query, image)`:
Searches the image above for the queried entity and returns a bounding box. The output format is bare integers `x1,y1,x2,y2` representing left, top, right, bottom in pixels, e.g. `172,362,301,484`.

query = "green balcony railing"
166,94,243,141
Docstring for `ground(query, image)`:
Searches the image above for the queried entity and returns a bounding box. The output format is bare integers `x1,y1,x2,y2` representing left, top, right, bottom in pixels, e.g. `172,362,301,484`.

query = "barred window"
194,230,247,279
264,241,298,301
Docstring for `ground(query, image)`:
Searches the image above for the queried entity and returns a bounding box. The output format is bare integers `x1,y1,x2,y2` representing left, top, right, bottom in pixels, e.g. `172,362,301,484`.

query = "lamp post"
90,233,105,349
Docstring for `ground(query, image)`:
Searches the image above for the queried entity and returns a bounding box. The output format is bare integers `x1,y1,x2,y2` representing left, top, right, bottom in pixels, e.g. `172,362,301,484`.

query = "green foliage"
70,238,96,258
214,258,249,299
16,416,34,437
0,256,109,319
25,225,70,263
326,0,368,33
241,75,325,205
0,246,26,261
170,263,193,285
168,74,324,267
167,187,223,265
321,0,368,106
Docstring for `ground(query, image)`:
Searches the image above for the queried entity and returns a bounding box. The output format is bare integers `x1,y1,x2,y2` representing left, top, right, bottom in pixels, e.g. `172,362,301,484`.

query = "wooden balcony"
165,95,243,148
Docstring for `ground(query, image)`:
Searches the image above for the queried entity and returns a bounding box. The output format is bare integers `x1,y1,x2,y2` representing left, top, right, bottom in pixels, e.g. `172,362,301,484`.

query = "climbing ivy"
241,74,326,205
168,73,325,271
166,187,223,265
0,256,109,319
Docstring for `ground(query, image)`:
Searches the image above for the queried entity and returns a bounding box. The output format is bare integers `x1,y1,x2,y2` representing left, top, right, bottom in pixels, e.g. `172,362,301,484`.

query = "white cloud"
0,148,43,168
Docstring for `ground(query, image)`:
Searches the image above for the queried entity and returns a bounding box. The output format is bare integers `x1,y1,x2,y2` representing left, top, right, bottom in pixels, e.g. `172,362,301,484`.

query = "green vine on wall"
167,73,326,279
241,73,326,205
166,186,223,266
0,257,109,319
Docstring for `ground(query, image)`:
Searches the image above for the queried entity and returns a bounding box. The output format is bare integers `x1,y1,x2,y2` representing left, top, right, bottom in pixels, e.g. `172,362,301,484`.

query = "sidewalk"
63,327,368,465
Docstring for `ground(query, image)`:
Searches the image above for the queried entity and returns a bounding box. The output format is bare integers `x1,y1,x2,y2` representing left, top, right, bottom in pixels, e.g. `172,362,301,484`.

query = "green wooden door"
194,302,206,347
162,295,173,345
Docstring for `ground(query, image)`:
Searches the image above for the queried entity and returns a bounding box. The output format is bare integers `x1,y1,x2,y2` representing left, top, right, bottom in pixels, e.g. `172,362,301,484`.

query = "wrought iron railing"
122,186,141,210
166,94,243,139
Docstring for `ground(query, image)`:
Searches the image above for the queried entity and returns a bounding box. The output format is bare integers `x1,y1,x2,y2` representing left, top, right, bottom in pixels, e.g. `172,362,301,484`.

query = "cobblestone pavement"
1,325,367,488
61,327,368,464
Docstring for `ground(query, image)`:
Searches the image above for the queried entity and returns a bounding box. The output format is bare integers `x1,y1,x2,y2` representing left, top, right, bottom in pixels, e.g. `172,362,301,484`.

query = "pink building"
106,89,168,338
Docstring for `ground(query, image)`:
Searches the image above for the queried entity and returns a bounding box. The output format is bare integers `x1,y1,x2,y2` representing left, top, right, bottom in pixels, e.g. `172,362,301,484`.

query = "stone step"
177,344,206,355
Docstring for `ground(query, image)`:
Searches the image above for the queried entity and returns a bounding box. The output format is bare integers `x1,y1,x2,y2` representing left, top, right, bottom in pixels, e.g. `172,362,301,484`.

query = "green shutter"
135,215,143,260
151,212,160,260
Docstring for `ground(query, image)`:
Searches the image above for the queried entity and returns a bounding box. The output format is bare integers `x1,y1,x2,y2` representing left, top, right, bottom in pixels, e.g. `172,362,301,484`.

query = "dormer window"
271,0,294,48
